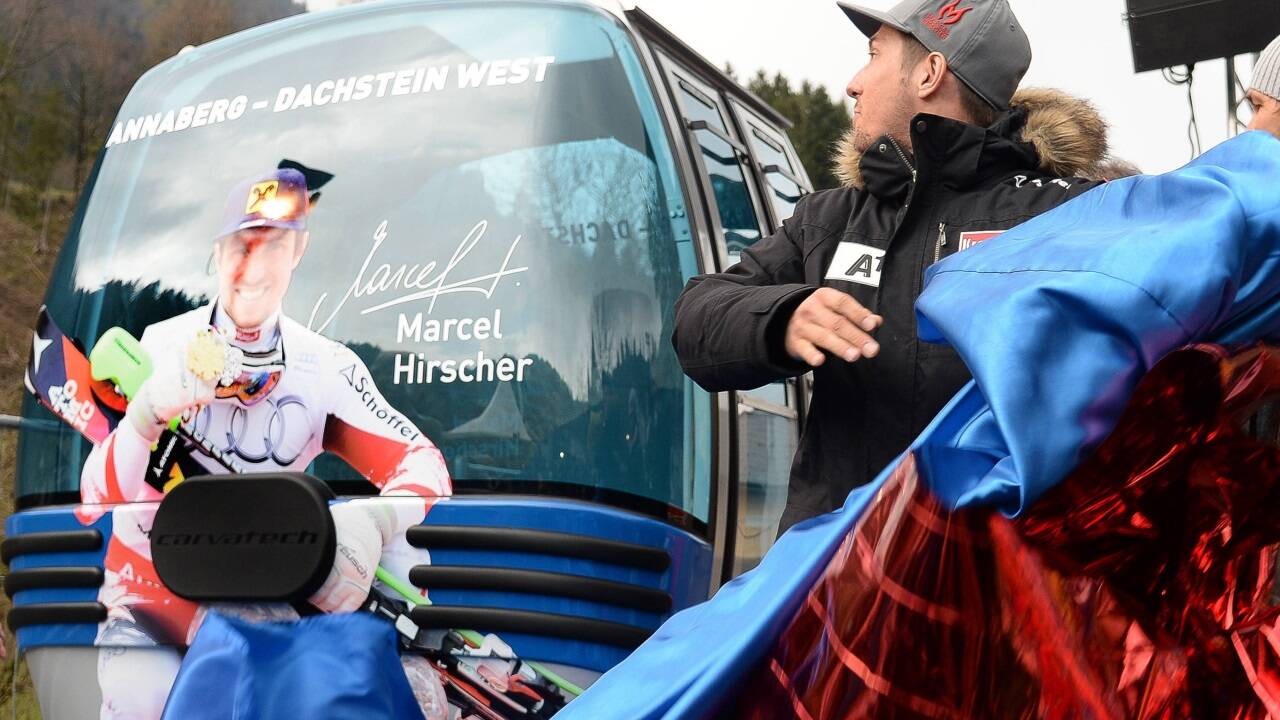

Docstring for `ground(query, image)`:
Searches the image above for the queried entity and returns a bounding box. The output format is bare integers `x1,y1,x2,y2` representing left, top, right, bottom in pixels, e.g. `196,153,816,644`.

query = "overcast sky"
306,0,1260,174
631,0,1257,174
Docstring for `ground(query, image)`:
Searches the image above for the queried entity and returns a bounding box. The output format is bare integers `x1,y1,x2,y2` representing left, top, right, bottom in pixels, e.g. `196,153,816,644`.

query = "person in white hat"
1247,35,1280,137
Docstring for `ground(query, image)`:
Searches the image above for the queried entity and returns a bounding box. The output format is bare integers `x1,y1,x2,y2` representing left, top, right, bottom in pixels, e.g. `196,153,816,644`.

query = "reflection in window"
732,405,796,576
741,380,787,407
678,86,760,258
748,127,801,225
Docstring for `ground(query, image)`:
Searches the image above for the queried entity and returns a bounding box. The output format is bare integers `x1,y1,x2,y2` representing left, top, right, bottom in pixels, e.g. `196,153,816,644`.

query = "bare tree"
0,0,50,87
2,0,307,207
55,6,134,191
0,0,54,201
143,0,238,67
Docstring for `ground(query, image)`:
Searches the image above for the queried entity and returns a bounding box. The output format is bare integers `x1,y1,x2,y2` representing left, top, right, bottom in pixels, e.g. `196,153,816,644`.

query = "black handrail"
2,530,103,563
4,567,103,596
407,525,670,572
410,566,672,613
410,606,652,649
8,603,107,631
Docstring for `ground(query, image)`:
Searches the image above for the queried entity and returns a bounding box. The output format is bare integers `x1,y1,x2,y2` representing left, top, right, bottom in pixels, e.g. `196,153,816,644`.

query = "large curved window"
17,2,711,529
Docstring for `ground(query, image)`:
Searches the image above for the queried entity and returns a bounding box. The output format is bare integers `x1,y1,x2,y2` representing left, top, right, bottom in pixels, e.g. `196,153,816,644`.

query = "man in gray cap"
672,0,1109,534
838,0,1030,149
1247,35,1280,138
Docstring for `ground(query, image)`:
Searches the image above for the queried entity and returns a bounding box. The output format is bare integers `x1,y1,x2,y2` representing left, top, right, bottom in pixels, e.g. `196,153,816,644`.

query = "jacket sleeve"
321,346,453,543
321,345,452,499
79,418,163,506
672,196,821,392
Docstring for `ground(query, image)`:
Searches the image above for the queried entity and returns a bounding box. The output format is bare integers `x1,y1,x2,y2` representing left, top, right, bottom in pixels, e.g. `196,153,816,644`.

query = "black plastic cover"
150,473,335,602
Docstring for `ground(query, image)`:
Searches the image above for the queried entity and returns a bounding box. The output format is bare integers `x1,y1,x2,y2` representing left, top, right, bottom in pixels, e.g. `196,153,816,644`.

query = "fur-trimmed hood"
834,88,1109,189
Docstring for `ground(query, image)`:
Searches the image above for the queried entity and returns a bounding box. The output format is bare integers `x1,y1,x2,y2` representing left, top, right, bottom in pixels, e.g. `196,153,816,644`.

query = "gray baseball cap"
838,0,1031,110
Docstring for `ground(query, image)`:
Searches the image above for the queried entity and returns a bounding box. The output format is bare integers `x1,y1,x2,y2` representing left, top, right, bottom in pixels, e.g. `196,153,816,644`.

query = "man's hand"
784,288,882,367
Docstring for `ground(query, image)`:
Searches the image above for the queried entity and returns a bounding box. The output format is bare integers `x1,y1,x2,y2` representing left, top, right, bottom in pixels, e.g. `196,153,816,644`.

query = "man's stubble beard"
849,85,917,154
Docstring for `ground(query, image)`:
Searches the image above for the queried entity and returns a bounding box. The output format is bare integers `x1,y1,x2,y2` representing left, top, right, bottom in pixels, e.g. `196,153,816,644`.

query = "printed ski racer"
79,168,453,718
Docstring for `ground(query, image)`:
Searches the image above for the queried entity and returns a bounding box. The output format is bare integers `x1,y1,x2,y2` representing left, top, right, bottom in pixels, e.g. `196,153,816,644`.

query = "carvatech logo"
153,530,319,546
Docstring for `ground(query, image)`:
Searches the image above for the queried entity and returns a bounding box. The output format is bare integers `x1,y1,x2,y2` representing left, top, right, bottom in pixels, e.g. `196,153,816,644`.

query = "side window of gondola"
730,100,811,228
731,381,798,576
659,57,766,266
653,53,804,576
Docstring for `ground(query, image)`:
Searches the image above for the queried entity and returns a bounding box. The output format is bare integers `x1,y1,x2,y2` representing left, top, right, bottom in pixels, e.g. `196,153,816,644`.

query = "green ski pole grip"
89,327,153,401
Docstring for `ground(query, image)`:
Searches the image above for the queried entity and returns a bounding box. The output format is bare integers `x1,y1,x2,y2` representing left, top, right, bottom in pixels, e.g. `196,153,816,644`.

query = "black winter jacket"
673,90,1108,532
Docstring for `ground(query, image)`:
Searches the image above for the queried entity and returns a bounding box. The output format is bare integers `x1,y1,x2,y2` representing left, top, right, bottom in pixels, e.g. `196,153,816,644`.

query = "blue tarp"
161,612,422,720
560,130,1280,719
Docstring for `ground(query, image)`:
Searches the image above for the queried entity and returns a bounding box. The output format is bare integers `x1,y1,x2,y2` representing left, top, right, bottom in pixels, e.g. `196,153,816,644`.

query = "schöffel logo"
922,0,974,40
154,530,319,547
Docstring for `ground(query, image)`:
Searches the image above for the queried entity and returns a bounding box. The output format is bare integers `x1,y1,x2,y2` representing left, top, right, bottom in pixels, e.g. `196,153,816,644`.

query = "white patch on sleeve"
824,242,886,288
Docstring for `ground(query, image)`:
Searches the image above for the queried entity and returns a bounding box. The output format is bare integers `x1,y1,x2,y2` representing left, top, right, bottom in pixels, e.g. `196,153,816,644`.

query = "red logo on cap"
922,0,974,40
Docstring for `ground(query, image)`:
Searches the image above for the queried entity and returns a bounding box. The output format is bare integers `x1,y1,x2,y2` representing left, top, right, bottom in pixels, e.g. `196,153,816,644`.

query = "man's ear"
292,231,310,268
916,51,948,100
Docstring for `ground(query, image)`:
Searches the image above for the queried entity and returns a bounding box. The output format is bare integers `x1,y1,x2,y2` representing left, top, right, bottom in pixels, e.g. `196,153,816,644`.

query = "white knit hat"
1252,35,1280,101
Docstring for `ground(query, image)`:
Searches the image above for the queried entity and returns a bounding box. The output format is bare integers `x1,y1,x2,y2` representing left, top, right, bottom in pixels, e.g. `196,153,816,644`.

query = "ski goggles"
215,368,283,406
214,344,285,407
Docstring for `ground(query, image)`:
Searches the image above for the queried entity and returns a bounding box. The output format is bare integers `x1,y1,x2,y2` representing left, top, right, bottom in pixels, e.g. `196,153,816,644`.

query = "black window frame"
624,5,816,587
726,98,813,232
647,49,811,582
656,53,771,273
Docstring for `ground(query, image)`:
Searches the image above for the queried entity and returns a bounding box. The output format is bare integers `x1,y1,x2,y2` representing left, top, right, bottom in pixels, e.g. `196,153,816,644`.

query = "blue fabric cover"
161,612,422,720
558,131,1280,719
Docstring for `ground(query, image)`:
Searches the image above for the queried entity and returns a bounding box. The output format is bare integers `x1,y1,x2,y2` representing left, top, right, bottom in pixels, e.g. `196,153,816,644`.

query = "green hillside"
0,195,70,719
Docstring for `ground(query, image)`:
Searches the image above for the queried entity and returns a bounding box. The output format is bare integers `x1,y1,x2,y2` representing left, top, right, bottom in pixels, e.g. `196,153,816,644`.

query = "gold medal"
186,329,228,382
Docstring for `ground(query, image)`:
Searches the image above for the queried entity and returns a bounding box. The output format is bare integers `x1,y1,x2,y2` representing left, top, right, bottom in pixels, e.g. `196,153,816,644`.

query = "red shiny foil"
738,345,1280,719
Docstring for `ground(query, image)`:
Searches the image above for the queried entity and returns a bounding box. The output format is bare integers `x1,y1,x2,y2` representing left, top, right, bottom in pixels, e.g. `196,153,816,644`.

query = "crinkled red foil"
738,345,1280,719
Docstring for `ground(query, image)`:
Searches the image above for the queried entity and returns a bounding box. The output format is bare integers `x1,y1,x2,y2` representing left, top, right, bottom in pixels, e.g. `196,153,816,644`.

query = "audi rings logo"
198,394,315,465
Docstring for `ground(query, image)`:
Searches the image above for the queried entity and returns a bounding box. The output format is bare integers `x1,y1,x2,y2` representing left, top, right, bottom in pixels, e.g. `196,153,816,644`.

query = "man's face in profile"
845,27,919,152
214,226,305,328
1247,89,1280,138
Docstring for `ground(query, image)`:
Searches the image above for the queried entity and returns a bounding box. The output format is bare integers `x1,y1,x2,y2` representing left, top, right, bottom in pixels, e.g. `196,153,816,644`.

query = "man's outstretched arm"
672,196,882,391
